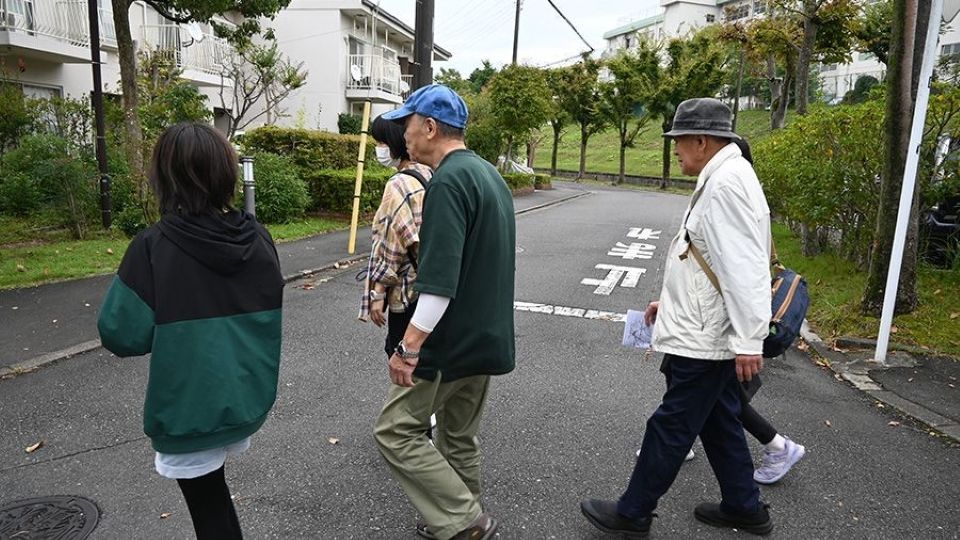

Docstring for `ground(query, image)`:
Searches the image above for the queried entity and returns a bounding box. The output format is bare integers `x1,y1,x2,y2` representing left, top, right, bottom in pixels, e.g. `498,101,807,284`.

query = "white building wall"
662,2,719,37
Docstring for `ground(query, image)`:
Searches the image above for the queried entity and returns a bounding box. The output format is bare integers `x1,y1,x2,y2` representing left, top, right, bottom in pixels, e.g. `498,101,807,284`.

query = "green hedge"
251,153,310,223
502,173,535,191
533,173,552,188
240,126,378,174
303,168,394,214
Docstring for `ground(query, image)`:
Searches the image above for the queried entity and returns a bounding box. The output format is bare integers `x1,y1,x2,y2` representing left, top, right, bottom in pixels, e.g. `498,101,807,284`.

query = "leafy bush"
337,113,362,134
533,173,552,189
302,168,393,214
755,102,885,263
29,96,93,146
250,153,310,223
115,204,150,238
0,82,33,152
0,172,43,216
502,173,535,192
0,134,98,237
241,126,377,174
463,91,504,165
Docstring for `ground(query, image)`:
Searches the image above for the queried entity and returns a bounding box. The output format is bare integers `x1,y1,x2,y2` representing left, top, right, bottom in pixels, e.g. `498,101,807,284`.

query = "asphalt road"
1,186,958,539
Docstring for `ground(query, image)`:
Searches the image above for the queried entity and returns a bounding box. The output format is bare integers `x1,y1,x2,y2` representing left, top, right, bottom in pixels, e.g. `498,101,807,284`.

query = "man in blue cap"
373,84,515,540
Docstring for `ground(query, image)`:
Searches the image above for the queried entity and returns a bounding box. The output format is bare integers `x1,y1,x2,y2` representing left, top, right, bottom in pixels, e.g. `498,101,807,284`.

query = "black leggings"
176,466,243,540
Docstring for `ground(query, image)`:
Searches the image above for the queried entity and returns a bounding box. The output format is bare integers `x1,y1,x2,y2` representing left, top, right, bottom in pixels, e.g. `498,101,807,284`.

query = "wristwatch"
369,290,386,301
395,341,420,359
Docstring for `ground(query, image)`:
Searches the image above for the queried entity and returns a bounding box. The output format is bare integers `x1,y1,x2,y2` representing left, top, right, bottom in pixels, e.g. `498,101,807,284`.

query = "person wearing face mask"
359,115,433,362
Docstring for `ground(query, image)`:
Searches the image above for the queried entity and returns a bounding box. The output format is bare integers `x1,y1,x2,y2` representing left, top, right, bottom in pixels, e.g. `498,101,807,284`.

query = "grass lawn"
534,109,775,178
773,223,960,358
0,215,348,290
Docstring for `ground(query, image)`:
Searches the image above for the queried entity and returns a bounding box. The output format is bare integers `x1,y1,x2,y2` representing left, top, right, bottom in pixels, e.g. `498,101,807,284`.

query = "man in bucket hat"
373,84,515,540
581,98,774,537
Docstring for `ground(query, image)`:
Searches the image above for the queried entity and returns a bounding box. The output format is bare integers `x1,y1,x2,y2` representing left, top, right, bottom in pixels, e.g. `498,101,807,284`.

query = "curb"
799,322,960,443
3,190,594,381
0,340,102,380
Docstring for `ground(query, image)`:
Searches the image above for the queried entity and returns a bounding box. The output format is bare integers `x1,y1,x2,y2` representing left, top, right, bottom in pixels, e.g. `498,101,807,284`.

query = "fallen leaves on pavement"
328,437,340,445
888,421,901,427
824,420,832,427
25,441,43,453
159,512,173,519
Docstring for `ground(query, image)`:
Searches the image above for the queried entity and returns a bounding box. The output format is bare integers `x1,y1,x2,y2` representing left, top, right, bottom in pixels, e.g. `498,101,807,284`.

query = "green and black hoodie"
98,210,284,454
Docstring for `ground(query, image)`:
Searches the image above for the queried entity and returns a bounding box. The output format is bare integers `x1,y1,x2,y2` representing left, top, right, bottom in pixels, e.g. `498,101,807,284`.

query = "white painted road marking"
514,301,625,322
627,227,662,240
581,264,647,295
607,241,656,260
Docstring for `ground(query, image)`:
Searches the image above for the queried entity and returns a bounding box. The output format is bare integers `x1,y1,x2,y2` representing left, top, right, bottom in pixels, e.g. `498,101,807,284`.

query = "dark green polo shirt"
413,149,516,382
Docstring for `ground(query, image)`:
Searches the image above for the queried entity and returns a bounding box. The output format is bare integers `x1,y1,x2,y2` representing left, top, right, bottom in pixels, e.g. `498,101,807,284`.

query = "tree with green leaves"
218,40,307,140
769,0,861,116
599,44,660,185
560,56,607,180
109,0,291,204
645,30,729,188
468,60,498,93
544,67,570,176
487,64,552,168
855,0,892,65
862,0,933,315
435,67,471,95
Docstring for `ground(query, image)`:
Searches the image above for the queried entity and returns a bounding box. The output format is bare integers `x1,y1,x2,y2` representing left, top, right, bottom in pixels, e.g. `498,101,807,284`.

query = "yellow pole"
348,99,372,255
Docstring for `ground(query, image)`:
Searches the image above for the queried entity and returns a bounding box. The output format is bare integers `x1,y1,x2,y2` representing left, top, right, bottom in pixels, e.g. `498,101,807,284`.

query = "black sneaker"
580,499,652,538
694,502,773,535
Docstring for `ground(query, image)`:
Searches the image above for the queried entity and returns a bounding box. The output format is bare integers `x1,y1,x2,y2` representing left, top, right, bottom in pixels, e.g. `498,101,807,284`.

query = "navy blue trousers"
618,354,761,518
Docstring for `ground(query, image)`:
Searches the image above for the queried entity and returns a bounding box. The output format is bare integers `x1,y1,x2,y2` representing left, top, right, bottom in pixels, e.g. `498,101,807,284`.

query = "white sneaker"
634,448,696,461
753,438,805,484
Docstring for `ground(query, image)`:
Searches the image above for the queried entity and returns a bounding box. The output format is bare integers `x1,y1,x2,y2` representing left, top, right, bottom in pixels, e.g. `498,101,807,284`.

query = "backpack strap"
396,168,428,271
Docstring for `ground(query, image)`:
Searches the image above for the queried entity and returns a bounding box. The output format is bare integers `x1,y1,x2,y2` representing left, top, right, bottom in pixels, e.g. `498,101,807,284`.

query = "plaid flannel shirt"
358,164,431,321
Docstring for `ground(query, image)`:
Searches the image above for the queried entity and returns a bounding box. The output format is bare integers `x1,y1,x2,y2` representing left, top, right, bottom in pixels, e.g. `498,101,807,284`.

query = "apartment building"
603,0,960,103
266,0,451,132
0,0,449,134
1,0,233,128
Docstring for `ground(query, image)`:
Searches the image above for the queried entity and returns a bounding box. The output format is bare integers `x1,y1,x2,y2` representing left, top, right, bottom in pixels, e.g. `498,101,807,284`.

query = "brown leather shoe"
451,513,498,540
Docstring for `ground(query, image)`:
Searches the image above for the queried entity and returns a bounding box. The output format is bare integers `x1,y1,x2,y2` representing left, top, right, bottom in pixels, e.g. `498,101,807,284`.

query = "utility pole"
413,0,435,89
512,0,521,64
87,0,111,228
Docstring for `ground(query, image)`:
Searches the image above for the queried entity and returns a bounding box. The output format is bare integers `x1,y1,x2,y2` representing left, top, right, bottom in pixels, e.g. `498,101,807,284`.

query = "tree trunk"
111,0,144,206
660,118,672,189
527,140,536,168
772,71,792,130
550,123,561,176
861,0,923,315
577,124,588,180
795,12,819,116
505,135,514,171
767,55,784,130
732,48,746,131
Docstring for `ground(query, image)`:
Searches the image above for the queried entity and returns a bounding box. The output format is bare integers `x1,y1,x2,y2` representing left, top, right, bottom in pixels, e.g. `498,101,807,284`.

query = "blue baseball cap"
382,84,469,129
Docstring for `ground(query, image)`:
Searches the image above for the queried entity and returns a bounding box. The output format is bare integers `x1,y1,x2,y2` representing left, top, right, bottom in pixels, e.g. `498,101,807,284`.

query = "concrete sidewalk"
0,184,588,373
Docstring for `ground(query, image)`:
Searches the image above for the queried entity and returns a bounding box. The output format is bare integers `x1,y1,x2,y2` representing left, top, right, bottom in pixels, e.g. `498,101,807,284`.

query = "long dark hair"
149,123,238,215
370,115,410,161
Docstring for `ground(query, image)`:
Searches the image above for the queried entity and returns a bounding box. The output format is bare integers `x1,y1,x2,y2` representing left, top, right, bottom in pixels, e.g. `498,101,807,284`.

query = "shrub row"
303,168,394,214
240,126,378,173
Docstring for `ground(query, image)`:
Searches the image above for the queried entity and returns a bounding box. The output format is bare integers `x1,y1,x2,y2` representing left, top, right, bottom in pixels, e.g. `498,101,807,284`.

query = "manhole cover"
0,495,100,539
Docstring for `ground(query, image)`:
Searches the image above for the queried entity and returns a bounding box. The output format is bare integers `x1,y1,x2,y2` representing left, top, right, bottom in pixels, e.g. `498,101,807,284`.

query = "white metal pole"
874,0,944,364
241,156,255,217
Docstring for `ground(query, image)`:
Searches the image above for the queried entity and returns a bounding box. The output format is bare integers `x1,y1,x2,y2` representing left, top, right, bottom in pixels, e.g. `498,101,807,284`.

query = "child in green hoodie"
98,123,284,539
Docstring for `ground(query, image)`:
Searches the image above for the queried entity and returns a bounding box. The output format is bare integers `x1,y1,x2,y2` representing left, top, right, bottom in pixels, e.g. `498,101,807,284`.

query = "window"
753,0,767,15
821,63,838,72
705,14,716,23
21,83,60,99
942,43,960,56
725,4,750,21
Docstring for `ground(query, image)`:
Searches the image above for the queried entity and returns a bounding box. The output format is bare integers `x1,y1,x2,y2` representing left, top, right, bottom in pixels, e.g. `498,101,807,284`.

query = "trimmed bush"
250,153,310,223
303,168,394,214
502,172,535,194
533,173,553,189
338,113,362,135
241,126,377,173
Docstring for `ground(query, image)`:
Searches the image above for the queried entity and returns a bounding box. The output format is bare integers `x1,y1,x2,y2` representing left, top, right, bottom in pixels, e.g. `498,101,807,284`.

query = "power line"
544,0,594,54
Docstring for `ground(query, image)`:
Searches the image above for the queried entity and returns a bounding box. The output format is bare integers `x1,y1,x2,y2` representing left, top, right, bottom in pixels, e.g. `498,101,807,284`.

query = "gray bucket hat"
663,98,741,140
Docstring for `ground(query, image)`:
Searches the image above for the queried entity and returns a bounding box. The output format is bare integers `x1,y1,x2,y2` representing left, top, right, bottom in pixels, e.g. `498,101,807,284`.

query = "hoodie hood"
158,210,262,275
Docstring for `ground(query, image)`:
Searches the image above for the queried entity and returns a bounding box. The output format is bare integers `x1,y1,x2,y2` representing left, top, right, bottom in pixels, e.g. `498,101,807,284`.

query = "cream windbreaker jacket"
652,143,772,360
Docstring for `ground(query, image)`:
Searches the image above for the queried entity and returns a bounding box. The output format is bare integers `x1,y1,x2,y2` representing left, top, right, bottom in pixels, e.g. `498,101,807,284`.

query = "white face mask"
376,146,400,169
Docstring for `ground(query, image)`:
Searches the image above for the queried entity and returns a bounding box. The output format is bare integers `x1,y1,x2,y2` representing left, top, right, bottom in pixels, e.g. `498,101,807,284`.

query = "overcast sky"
375,0,661,74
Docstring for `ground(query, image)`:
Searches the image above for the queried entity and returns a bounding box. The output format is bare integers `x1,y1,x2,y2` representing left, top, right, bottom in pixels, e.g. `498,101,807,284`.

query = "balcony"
140,24,232,86
346,53,413,104
0,0,116,63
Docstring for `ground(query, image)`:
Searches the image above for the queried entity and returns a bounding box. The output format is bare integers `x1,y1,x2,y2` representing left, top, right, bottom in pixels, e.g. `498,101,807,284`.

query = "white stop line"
514,301,625,323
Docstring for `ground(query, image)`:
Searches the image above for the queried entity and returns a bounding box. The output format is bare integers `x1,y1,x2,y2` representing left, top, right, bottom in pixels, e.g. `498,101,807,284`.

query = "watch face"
395,343,405,356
